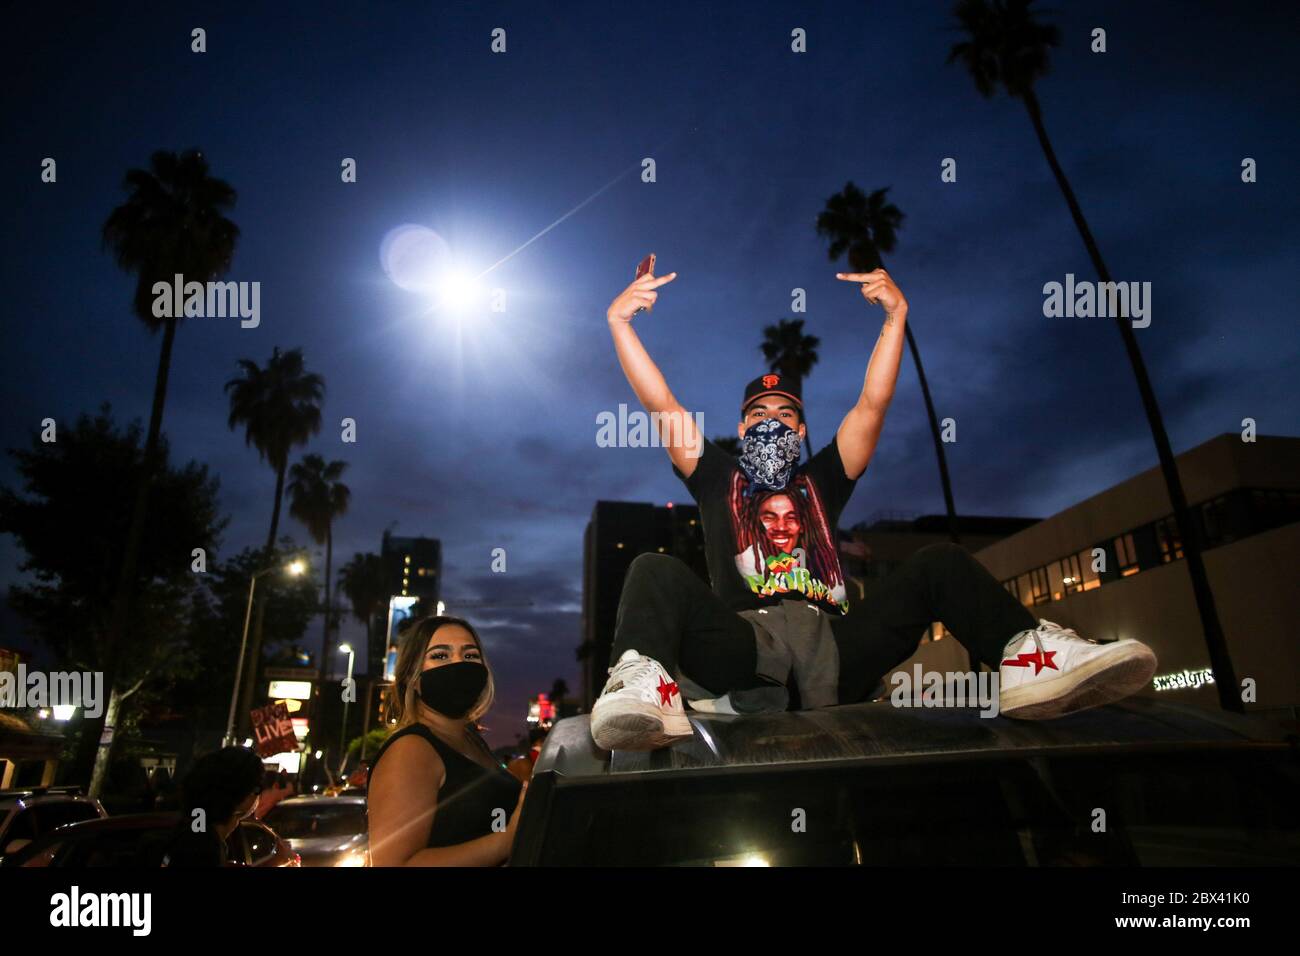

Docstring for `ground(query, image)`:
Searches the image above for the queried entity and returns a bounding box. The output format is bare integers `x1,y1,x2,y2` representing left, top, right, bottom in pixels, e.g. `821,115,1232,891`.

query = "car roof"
0,791,98,811
34,812,181,833
534,698,1296,779
271,794,367,807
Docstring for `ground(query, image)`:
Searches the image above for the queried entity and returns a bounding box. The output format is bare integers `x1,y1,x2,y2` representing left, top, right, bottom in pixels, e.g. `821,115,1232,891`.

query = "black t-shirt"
673,436,859,616
158,819,229,867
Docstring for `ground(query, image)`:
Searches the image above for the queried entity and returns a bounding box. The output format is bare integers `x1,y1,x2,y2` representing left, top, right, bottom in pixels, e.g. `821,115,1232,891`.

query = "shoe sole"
591,701,693,751
1000,642,1157,720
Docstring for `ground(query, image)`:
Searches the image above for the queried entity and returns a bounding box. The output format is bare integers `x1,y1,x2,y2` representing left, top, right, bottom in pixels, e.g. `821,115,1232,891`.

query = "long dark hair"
728,471,843,590
385,615,495,728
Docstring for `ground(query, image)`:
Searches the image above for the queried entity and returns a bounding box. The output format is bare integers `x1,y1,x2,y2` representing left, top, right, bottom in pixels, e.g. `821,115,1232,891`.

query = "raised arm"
606,269,704,477
832,268,909,481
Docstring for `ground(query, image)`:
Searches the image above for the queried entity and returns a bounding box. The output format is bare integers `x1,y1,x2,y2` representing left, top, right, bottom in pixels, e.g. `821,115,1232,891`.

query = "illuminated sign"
291,717,310,739
383,595,419,681
1152,667,1214,692
268,680,312,700
265,750,302,774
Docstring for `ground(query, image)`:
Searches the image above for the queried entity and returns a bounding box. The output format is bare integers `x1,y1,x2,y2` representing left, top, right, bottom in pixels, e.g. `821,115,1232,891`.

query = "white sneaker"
591,649,693,751
999,619,1157,720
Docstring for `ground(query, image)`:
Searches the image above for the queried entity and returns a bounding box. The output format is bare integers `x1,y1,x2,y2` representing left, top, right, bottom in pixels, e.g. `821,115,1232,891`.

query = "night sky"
3,1,1297,746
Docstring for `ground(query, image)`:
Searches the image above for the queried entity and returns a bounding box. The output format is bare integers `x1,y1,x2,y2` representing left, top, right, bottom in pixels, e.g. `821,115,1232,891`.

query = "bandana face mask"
737,417,803,492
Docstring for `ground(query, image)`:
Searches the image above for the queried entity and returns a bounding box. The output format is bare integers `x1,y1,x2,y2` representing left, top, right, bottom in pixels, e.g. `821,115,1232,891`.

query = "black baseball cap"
741,373,802,415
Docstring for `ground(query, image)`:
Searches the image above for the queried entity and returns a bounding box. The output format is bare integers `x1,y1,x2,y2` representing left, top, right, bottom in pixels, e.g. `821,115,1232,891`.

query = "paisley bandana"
737,418,803,493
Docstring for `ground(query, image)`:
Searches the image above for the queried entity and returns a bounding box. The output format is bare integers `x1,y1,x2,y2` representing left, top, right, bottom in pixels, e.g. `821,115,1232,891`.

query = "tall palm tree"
337,551,390,763
288,455,351,669
337,552,390,674
816,183,961,545
759,318,821,458
948,0,1240,711
226,347,326,725
87,150,238,792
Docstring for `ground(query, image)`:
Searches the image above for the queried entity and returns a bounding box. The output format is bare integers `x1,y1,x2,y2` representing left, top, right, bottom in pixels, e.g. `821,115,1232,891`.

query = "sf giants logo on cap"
762,374,780,389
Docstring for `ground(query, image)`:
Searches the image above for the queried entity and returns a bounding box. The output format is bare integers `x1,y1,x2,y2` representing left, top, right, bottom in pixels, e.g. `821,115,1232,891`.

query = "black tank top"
367,723,522,850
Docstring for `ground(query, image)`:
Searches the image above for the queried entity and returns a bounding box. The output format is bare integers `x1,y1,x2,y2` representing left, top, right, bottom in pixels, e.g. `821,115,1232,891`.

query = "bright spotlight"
434,269,482,311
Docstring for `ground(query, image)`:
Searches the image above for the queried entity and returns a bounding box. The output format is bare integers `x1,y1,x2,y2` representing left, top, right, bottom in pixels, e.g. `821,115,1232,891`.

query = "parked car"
0,786,106,864
262,794,368,867
510,697,1300,866
3,811,300,867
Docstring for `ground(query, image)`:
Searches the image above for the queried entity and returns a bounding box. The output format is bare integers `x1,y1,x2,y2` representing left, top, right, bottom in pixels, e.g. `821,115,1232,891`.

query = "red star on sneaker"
656,676,680,706
1001,650,1058,675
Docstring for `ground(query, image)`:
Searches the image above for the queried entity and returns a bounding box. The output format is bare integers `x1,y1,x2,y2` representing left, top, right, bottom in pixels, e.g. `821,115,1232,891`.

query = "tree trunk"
236,459,290,738
901,322,961,546
322,524,335,757
86,686,124,797
1022,88,1240,712
78,317,178,793
322,524,333,674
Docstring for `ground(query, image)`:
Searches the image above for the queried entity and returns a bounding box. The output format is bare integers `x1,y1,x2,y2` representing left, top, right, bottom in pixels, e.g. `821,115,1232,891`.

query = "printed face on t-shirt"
757,493,802,554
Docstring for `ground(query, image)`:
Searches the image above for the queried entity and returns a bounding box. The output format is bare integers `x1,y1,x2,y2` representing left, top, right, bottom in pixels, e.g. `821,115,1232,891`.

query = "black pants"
609,543,1039,706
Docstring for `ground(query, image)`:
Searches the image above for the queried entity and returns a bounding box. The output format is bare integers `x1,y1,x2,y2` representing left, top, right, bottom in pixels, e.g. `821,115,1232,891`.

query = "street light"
337,643,356,777
222,557,308,748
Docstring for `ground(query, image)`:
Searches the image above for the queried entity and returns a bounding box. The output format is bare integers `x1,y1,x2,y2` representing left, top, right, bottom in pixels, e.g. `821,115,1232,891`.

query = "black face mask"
418,661,487,718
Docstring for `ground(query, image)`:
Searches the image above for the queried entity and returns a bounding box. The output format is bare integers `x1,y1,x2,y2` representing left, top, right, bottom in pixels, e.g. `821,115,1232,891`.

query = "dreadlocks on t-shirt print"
726,467,848,614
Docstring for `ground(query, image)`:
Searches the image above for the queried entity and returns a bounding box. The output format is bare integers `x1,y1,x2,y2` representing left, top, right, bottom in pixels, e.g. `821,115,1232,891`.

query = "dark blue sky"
3,1,1297,745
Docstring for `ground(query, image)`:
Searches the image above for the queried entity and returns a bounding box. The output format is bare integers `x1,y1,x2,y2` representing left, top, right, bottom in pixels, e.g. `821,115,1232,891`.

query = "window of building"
1059,553,1083,594
1028,567,1051,605
1251,489,1300,532
1047,560,1065,601
1004,578,1019,601
1154,516,1183,563
1200,495,1230,547
1076,547,1102,591
1114,533,1139,577
1015,571,1033,607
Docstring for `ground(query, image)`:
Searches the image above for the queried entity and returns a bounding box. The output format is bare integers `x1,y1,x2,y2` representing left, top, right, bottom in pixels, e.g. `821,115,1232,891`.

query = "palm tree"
948,0,1240,711
87,150,238,792
226,347,326,726
288,455,351,669
337,551,391,763
816,183,961,545
337,552,390,674
759,318,821,458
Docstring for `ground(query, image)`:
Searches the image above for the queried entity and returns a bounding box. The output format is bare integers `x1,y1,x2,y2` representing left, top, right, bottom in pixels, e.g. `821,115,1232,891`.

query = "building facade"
974,433,1300,712
579,501,707,708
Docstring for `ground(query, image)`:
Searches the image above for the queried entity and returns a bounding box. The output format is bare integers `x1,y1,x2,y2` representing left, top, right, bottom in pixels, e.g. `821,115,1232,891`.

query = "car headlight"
334,848,367,867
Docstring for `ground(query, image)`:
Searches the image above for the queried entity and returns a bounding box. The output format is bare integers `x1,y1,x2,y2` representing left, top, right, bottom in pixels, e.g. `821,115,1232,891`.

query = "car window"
224,825,249,866
530,749,1300,866
241,821,278,865
34,801,101,834
263,803,366,839
2,809,37,853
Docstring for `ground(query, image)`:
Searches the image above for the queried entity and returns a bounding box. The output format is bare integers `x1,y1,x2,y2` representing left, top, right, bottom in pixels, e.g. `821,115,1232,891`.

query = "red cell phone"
634,253,656,313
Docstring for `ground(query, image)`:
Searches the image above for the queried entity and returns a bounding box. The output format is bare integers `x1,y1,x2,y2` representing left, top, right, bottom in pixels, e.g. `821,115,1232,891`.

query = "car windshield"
264,802,365,839
36,802,100,833
529,748,1300,866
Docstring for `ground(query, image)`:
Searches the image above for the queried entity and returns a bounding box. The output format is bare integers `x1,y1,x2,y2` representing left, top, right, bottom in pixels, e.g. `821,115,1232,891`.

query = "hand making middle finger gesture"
836,268,906,315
